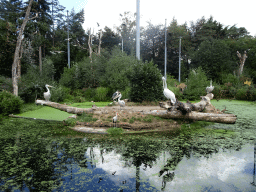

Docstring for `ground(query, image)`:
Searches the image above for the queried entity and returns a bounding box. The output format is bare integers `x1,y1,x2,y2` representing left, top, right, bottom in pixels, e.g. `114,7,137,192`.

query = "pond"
0,100,256,191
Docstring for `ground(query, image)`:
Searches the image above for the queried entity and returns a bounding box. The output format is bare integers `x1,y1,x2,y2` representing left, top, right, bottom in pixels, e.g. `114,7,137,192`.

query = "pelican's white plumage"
112,91,125,109
44,84,53,101
117,93,125,109
162,77,176,104
206,80,214,93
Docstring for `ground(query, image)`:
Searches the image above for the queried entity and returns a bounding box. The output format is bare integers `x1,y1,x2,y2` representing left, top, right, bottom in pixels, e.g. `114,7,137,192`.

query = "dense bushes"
0,76,12,92
0,90,24,115
128,60,163,102
183,67,209,100
50,85,73,103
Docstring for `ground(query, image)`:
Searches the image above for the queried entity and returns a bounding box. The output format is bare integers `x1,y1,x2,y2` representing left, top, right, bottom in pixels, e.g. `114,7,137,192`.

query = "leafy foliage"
50,85,73,103
0,90,24,116
128,60,163,102
183,67,209,100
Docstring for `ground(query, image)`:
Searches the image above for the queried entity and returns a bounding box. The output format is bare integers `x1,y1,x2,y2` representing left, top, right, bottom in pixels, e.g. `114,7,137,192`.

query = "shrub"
220,73,241,88
83,88,96,101
246,86,256,101
107,128,124,135
0,90,24,116
18,82,44,103
236,87,247,100
118,87,129,100
65,118,77,127
183,67,209,100
212,84,222,100
0,76,12,92
94,87,109,101
128,60,163,102
101,48,135,91
50,85,73,103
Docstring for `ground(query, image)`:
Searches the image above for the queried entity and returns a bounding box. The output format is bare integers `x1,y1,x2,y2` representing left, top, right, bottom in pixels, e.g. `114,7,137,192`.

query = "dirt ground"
73,104,182,134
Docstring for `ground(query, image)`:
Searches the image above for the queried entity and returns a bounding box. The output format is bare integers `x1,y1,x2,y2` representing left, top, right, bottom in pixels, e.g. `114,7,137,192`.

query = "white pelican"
44,84,53,101
112,91,119,101
206,80,214,93
112,91,125,109
113,112,118,127
162,77,176,105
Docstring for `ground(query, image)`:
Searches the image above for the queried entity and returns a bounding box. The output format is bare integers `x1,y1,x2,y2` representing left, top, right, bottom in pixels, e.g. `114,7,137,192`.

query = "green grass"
76,112,98,122
70,102,110,108
106,127,124,135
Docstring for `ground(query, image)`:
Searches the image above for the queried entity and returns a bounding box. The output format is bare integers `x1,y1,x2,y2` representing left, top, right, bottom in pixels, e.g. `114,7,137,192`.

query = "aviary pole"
136,0,140,60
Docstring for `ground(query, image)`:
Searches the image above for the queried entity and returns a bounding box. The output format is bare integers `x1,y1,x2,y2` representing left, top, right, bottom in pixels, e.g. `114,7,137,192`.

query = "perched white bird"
112,91,119,101
113,112,118,127
44,84,53,101
206,80,214,93
117,93,125,109
112,91,125,109
162,77,176,105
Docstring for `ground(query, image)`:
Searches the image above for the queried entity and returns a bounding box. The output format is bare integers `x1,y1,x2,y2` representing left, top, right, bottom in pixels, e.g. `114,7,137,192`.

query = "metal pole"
179,37,182,82
164,19,167,79
136,0,140,60
67,10,70,69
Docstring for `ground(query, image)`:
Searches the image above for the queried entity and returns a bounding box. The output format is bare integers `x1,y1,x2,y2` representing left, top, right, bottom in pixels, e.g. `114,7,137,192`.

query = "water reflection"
1,100,256,191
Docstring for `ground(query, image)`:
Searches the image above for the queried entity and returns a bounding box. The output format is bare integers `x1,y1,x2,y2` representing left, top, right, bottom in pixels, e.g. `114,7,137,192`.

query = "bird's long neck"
46,86,50,93
163,79,167,89
118,94,122,101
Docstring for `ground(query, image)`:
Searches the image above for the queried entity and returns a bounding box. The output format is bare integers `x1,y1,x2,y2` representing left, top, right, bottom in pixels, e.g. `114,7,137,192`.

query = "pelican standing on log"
44,84,53,101
162,77,176,105
206,80,214,93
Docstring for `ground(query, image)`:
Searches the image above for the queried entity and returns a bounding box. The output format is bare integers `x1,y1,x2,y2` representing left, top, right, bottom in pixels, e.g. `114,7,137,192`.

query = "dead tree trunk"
98,30,102,56
236,51,247,77
12,0,37,96
159,93,237,124
39,45,42,75
88,30,93,63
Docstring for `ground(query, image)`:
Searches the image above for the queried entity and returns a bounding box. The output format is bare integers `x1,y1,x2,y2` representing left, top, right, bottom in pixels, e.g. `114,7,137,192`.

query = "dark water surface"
1,100,256,191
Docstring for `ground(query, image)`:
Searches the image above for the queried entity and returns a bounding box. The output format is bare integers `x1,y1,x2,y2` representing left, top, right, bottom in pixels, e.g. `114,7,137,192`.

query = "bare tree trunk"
12,0,37,96
39,45,42,75
236,51,247,76
88,31,93,63
98,30,102,56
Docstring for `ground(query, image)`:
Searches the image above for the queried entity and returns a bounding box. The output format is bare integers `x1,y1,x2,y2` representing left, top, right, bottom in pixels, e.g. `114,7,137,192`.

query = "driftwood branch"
159,93,237,124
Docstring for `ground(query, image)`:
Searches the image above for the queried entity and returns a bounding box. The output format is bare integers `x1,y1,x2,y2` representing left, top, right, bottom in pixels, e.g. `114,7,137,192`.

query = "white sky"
77,143,254,191
60,0,256,36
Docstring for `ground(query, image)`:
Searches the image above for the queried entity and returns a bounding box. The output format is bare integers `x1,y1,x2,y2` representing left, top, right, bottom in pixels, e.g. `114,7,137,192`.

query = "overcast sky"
60,0,256,36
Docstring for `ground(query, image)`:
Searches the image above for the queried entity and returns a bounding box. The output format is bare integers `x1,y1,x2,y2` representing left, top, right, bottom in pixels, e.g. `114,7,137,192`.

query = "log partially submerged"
159,93,237,124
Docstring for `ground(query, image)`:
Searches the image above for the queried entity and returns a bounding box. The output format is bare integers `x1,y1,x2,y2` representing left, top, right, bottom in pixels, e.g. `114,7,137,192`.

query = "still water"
1,100,256,191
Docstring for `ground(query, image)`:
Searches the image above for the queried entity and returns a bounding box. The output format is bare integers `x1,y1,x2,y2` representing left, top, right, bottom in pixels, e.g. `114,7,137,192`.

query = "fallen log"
159,93,237,123
35,100,94,114
153,110,237,124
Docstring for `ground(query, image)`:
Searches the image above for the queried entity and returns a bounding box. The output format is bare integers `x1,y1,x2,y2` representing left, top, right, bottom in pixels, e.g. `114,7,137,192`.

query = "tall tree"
116,12,136,55
0,0,23,77
12,0,37,96
101,26,120,52
140,22,164,66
